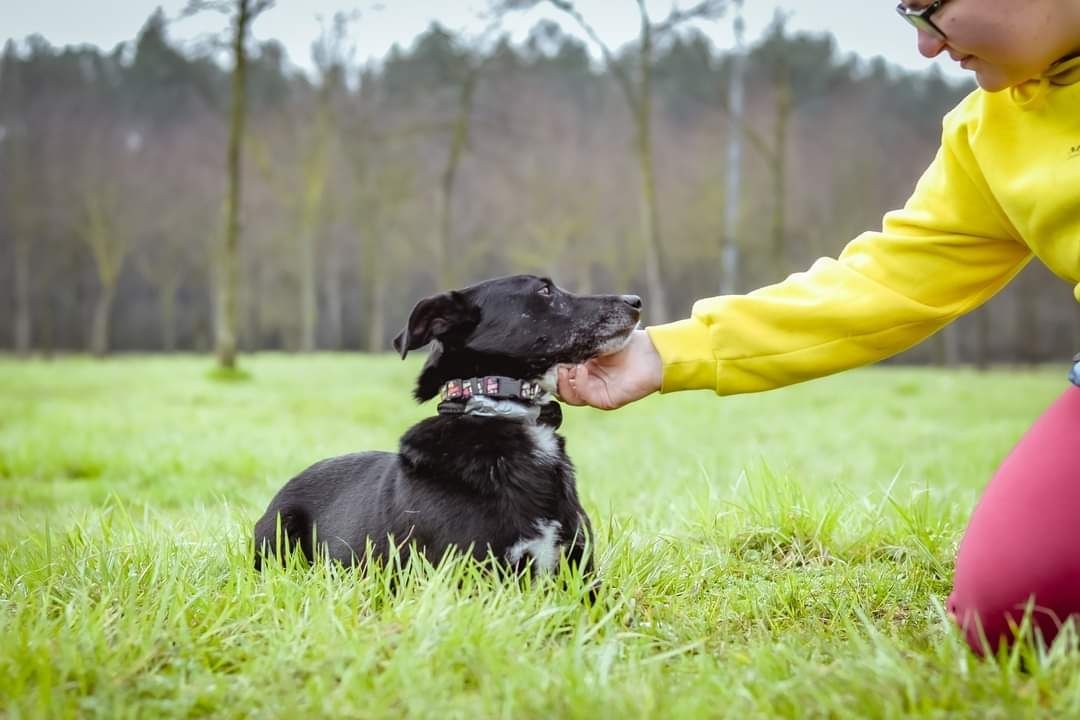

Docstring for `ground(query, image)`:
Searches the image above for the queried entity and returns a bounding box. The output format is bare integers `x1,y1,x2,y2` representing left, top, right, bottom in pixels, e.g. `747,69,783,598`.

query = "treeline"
0,8,1075,363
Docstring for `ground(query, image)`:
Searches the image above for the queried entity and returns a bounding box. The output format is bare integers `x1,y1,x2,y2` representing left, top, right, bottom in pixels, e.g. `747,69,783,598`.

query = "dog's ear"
393,291,478,359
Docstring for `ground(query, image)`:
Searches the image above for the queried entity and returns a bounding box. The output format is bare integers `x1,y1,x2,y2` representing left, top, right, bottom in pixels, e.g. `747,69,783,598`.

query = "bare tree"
80,182,131,357
728,15,849,279
499,0,727,323
739,79,791,275
435,63,481,289
1,43,34,355
68,94,138,357
4,123,34,356
184,0,275,369
289,13,354,351
429,21,502,289
133,196,210,352
341,104,420,351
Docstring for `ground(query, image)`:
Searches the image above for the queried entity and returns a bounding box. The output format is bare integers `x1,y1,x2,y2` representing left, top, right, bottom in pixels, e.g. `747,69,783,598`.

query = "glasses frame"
896,0,949,41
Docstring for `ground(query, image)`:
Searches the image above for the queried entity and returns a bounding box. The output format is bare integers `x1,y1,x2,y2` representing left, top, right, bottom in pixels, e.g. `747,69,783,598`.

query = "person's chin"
973,69,1012,93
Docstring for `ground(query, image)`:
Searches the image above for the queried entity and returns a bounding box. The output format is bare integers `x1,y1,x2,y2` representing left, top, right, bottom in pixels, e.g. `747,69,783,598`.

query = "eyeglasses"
896,0,949,41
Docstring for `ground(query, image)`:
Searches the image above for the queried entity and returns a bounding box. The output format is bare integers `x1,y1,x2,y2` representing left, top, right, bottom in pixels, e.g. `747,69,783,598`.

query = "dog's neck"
435,373,562,427
414,343,559,402
414,344,562,427
438,395,540,422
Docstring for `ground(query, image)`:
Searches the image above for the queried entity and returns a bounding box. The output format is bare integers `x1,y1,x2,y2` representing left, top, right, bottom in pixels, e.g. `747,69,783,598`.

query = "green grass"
2,355,1079,718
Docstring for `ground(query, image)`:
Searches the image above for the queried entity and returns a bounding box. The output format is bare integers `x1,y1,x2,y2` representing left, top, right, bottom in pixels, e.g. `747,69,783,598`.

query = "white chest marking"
527,424,561,464
507,519,563,573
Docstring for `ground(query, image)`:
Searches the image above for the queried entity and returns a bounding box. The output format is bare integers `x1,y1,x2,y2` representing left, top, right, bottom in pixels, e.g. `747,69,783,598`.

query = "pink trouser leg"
948,386,1080,654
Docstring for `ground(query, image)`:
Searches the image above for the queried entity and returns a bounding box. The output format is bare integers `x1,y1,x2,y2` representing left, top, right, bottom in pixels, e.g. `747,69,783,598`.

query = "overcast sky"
2,1,967,81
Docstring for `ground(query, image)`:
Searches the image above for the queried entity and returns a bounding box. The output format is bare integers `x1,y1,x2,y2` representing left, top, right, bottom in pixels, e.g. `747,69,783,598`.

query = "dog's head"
393,275,642,402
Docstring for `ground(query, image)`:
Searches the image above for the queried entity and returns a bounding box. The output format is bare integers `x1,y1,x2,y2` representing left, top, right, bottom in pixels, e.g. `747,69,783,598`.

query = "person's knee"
948,585,1029,656
949,558,1077,655
948,387,1080,656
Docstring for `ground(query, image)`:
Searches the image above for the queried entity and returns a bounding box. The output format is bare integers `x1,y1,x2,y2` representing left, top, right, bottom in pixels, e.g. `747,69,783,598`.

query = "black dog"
254,274,641,577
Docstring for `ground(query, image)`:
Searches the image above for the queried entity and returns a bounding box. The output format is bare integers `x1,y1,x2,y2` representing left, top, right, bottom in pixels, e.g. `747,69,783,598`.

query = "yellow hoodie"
647,57,1080,395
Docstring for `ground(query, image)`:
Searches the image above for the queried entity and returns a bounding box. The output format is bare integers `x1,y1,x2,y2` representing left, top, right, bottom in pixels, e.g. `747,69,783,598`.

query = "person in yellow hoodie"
557,0,1080,655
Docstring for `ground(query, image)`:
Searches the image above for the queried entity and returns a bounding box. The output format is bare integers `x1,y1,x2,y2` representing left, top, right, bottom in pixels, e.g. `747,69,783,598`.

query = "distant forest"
1,7,1075,363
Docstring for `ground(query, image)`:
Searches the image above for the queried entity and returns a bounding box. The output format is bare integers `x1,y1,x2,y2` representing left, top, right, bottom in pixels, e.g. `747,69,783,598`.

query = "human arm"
561,98,1033,404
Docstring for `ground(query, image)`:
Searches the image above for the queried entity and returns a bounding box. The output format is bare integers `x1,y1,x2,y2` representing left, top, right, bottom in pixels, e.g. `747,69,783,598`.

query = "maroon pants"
949,386,1080,654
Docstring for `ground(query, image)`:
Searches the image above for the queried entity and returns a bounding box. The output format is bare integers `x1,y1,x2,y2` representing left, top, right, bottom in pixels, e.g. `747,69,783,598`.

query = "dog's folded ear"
393,291,479,359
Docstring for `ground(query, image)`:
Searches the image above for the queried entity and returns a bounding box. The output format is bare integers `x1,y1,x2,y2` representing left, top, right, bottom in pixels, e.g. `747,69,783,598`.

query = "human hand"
556,330,663,410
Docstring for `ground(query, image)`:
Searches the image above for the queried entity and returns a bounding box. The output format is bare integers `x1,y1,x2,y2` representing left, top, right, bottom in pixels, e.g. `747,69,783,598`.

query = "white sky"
2,1,967,81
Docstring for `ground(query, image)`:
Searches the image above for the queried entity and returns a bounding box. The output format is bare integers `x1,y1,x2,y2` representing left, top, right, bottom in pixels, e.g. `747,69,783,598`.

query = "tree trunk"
974,305,991,370
297,103,330,352
241,259,257,351
722,4,747,297
13,235,31,356
634,26,669,324
90,283,115,357
367,271,387,352
933,323,961,367
216,0,252,370
9,117,32,356
43,292,56,359
159,278,178,352
436,68,478,290
298,229,318,351
433,188,448,289
1019,271,1041,365
324,261,343,350
363,226,385,351
636,152,669,324
771,76,791,275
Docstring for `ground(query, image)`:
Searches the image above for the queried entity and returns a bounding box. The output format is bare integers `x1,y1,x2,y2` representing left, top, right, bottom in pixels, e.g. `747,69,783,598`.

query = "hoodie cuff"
645,319,718,393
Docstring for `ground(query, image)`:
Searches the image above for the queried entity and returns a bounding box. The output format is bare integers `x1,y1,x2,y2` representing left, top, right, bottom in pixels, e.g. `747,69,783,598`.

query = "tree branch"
180,0,232,19
654,0,727,37
180,0,275,21
546,0,640,111
634,0,649,23
717,99,773,161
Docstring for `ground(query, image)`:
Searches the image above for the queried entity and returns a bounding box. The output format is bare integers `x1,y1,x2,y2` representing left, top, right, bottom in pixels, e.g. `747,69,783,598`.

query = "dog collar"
437,396,562,428
439,396,543,423
439,376,546,403
437,376,561,426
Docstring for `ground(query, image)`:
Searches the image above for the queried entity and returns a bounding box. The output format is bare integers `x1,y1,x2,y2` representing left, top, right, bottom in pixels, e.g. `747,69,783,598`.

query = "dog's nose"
621,294,643,310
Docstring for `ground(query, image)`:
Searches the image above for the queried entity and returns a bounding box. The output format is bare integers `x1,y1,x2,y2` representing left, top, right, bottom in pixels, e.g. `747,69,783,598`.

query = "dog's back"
253,451,399,569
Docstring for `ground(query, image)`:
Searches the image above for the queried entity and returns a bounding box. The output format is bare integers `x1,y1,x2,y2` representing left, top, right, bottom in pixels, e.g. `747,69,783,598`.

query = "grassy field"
2,355,1078,718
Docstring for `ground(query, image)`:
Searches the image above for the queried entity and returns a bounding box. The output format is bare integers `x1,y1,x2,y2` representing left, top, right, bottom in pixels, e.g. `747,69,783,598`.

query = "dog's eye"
537,285,552,297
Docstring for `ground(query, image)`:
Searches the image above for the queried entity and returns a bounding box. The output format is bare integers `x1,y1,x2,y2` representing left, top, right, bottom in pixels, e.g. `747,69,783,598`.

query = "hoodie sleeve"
645,98,1032,395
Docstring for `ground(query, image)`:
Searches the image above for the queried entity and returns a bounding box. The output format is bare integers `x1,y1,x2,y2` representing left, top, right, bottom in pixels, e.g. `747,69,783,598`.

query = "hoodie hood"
1010,54,1080,109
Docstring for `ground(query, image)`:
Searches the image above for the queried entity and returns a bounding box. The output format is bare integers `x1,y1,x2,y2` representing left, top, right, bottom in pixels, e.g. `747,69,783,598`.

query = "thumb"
556,364,585,406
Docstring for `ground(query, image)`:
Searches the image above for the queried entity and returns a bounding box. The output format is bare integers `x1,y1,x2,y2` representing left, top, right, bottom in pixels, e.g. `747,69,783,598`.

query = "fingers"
556,365,586,406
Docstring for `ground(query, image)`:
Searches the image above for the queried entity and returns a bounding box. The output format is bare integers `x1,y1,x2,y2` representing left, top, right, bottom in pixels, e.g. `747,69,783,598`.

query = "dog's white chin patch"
594,327,637,357
538,326,637,395
538,366,560,396
507,519,562,573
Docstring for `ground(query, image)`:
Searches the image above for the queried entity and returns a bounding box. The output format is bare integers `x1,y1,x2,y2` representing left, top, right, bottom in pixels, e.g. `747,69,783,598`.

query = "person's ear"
392,291,478,359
